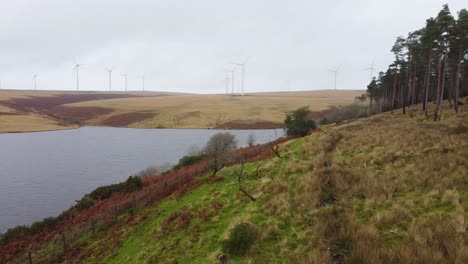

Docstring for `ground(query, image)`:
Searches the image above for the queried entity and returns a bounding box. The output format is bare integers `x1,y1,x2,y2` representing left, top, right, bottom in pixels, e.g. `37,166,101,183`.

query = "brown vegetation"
99,112,155,127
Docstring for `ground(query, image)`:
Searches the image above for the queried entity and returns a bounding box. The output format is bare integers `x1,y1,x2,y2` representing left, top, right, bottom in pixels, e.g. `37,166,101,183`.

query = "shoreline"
0,122,285,134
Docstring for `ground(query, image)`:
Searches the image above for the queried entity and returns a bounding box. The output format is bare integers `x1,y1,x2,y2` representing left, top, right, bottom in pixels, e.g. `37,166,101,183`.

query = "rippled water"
0,127,283,232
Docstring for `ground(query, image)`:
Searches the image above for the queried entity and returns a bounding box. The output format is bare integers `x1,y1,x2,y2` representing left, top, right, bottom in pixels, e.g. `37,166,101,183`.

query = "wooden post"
28,250,32,264
61,233,67,254
91,218,96,235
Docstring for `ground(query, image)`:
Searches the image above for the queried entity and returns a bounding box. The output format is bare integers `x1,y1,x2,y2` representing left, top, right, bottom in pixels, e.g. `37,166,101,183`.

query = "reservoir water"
0,127,283,232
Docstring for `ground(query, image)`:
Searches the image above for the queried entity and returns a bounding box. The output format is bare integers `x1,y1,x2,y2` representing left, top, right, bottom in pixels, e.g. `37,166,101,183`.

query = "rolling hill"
1,98,466,263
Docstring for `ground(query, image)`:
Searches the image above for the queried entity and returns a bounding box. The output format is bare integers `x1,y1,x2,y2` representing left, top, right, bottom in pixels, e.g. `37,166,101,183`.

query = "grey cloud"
0,0,466,93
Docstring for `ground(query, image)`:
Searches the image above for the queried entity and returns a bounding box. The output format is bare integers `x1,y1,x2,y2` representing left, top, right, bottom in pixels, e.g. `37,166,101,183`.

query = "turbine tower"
139,75,145,91
362,58,376,80
328,65,341,90
105,67,114,92
225,68,235,95
224,71,230,95
122,73,128,92
231,57,249,96
73,63,84,91
33,74,38,91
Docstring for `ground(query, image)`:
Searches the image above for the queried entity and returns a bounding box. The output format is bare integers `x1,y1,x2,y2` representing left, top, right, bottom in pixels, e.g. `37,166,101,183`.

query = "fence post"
28,250,32,264
91,218,96,235
61,232,67,254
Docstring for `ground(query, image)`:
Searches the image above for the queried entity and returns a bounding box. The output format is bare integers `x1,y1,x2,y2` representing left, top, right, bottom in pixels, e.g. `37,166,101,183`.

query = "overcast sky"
0,0,466,93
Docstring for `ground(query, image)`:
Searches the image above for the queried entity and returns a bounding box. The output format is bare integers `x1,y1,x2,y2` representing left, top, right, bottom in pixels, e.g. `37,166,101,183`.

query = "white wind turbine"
362,58,376,80
328,65,341,90
225,68,235,95
33,74,38,91
105,67,114,92
73,61,85,91
224,71,231,95
121,73,128,92
231,57,249,96
139,75,145,91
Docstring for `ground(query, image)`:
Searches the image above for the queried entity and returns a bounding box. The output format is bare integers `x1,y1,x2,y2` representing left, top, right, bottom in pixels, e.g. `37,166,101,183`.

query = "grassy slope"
67,101,467,263
0,90,170,133
63,90,363,128
0,91,72,133
0,90,362,133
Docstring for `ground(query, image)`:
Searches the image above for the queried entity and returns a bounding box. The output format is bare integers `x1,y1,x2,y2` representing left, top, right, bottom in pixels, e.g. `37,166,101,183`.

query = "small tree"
246,134,256,147
284,106,316,137
204,133,238,176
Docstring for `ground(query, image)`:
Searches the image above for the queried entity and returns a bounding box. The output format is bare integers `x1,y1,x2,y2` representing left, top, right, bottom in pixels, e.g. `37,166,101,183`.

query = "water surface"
0,127,282,232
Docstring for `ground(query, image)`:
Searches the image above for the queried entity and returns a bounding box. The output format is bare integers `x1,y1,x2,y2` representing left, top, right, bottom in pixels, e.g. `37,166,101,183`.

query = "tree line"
366,4,468,120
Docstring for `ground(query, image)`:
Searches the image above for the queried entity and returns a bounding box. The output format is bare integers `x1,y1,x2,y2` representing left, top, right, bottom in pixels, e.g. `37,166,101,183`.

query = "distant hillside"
0,90,363,133
1,99,466,263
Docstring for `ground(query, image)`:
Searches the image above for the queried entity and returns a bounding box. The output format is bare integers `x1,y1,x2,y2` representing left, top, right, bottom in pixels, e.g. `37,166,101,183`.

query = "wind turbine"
73,63,84,91
33,74,38,91
328,65,341,90
231,57,249,96
225,68,235,95
362,59,376,80
139,75,145,91
104,67,114,92
121,73,128,92
224,71,231,95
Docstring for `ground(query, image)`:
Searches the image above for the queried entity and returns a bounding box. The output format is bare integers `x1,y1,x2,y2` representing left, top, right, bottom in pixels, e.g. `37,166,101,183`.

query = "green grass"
7,99,467,263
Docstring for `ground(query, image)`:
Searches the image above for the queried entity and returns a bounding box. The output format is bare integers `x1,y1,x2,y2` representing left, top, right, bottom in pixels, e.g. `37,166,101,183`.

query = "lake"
0,127,283,232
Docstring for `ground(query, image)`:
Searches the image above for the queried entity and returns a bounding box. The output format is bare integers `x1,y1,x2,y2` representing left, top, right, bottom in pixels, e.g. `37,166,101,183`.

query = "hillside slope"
2,100,467,263
58,90,363,129
0,90,363,133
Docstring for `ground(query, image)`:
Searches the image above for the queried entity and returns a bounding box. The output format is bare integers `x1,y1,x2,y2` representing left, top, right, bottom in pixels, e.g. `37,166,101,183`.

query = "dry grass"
0,90,173,133
0,114,76,133
0,89,362,133
63,90,363,128
255,99,468,263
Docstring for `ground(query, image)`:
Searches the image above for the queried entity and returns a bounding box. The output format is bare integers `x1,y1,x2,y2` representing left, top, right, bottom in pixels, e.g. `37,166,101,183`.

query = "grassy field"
0,90,69,133
0,90,363,133
3,99,466,263
64,90,363,128
0,90,167,133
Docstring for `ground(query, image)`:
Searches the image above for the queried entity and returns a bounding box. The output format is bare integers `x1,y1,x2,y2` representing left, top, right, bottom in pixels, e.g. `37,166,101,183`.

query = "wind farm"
4,2,466,263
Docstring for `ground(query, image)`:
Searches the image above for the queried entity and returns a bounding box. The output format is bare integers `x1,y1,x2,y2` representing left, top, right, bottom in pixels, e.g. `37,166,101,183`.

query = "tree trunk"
438,56,447,121
400,75,405,114
448,69,454,109
392,73,397,111
434,58,442,121
454,44,462,113
434,56,447,121
410,65,416,117
424,49,432,115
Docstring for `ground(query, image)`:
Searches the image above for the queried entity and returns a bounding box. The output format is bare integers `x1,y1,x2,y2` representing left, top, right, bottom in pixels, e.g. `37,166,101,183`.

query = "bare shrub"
204,133,238,176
